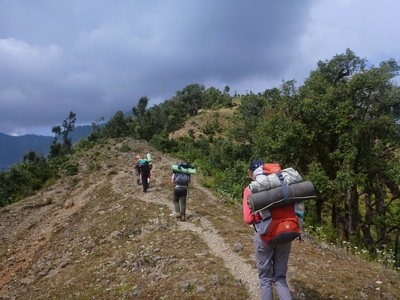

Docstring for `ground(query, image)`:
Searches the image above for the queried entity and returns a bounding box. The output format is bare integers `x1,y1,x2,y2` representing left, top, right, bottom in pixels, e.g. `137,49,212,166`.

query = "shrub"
64,164,79,176
119,144,131,152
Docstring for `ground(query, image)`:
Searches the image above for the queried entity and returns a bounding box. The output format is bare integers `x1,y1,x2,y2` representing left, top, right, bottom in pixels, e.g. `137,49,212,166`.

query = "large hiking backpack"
139,159,150,173
174,172,190,186
252,163,304,245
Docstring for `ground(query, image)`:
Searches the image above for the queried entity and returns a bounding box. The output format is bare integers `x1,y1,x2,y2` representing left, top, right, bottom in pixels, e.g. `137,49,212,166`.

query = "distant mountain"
0,125,93,171
69,125,94,143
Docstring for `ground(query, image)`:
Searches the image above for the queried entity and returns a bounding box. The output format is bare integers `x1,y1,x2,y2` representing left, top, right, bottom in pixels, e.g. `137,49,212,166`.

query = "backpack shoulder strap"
276,172,289,202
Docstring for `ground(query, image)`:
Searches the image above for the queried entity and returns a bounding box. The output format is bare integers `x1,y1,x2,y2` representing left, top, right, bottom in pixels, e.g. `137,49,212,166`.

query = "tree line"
1,49,400,268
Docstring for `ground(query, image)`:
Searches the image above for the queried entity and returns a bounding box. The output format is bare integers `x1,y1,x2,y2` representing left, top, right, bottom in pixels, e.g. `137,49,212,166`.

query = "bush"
64,164,79,176
76,138,96,151
119,144,131,152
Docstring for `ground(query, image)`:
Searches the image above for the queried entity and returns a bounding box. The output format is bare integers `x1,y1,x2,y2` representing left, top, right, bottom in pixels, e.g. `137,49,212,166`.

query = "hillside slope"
169,108,236,140
0,138,399,300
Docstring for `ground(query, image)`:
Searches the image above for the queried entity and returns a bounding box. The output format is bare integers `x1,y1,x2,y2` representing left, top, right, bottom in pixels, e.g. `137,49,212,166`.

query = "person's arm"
171,174,175,188
243,186,254,225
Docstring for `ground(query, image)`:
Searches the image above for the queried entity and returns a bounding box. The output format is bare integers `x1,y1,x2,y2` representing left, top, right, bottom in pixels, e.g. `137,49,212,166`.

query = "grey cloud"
5,0,398,136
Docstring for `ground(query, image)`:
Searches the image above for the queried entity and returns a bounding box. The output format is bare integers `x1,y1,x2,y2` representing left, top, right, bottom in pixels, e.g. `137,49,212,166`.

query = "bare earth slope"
1,138,399,300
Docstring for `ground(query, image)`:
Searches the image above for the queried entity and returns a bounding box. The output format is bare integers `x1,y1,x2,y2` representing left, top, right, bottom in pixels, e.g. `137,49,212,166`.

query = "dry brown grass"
169,107,236,140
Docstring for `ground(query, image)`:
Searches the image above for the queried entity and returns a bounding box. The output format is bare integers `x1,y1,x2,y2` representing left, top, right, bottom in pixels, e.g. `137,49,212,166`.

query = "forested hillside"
1,48,400,283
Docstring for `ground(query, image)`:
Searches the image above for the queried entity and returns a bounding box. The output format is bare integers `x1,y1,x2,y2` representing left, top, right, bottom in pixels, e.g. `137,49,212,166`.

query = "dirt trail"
110,149,261,299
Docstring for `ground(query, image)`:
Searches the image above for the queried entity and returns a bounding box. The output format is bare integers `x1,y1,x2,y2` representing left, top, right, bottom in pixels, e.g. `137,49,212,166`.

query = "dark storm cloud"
2,0,399,136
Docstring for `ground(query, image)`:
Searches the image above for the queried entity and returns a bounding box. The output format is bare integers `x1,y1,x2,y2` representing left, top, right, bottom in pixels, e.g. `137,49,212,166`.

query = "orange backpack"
258,205,300,245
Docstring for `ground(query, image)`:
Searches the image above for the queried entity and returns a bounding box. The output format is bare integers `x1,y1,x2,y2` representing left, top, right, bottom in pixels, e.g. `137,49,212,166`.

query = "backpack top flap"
262,163,282,175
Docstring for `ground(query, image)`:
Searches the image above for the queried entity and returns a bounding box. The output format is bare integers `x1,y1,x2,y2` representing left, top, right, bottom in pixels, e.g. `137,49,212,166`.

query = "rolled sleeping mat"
171,164,196,174
147,153,152,163
248,181,316,212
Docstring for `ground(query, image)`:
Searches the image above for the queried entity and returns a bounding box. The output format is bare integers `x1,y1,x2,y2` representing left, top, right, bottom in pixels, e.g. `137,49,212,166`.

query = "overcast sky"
1,0,399,136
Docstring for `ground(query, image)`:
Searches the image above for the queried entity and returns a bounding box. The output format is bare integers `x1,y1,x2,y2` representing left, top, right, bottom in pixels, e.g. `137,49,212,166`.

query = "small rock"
233,243,244,252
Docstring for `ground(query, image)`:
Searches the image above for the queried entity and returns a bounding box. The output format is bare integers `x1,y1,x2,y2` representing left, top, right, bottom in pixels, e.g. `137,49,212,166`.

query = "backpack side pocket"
253,209,272,235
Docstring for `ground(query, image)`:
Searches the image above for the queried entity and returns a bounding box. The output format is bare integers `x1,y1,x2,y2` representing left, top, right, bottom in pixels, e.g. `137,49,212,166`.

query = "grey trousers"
254,233,292,300
173,189,187,216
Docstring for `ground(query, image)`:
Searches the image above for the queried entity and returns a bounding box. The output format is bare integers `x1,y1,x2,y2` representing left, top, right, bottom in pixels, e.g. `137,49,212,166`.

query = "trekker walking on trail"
139,158,151,193
171,161,191,222
243,159,293,300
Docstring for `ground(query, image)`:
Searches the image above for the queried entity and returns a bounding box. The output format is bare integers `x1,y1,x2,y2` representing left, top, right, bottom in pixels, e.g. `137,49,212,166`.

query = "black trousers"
141,172,149,192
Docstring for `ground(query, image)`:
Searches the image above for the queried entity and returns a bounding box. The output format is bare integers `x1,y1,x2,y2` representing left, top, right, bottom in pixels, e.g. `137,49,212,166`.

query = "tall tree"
49,111,76,157
175,83,205,116
132,96,149,126
102,111,130,138
132,96,152,139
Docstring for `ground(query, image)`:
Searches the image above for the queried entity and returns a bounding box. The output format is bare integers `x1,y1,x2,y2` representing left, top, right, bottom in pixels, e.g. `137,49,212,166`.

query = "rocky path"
110,149,261,299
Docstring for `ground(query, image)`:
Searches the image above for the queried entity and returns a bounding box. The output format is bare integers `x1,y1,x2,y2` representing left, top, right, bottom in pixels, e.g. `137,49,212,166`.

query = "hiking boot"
181,215,186,222
176,212,181,218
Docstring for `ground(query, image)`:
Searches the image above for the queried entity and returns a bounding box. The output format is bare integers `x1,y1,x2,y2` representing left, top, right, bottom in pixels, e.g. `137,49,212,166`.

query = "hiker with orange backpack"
243,159,301,300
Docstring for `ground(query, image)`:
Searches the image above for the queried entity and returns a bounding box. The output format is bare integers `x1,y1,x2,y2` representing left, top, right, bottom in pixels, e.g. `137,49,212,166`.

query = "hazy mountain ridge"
0,125,93,170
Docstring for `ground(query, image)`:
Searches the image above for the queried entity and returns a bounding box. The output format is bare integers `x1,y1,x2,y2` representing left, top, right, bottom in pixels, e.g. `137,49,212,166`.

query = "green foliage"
203,86,232,109
119,144,131,152
0,151,58,207
49,111,76,158
101,110,131,138
201,122,217,135
212,161,249,199
64,164,79,176
149,133,179,153
175,83,205,116
303,223,340,245
75,137,97,151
